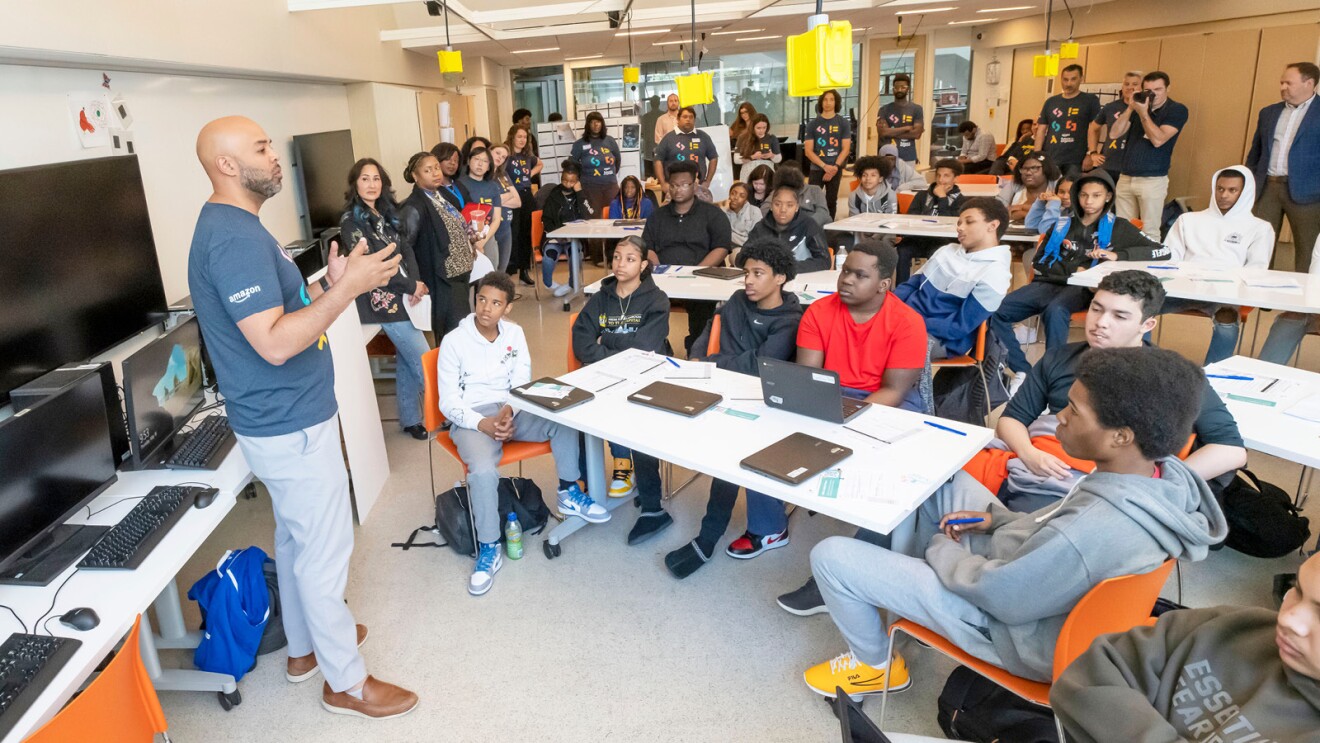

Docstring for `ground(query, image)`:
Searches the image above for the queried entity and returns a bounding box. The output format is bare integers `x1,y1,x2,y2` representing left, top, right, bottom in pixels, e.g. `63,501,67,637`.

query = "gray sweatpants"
811,471,1004,668
449,402,580,543
234,415,367,692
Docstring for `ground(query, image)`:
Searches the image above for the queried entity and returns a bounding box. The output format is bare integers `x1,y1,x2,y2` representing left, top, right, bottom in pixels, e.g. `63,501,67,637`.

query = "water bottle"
504,512,523,560
834,246,847,270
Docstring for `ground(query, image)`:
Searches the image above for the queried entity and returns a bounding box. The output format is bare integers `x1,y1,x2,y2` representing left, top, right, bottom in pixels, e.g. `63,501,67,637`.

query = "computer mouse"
59,607,100,631
193,489,218,509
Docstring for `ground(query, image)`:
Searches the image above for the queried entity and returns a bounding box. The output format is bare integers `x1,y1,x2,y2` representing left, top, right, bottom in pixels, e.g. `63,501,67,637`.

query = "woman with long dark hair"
804,89,852,219
728,102,757,177
399,151,475,335
503,124,542,286
571,111,621,264
744,163,775,210
733,113,782,181
489,144,520,272
991,118,1039,175
340,158,431,439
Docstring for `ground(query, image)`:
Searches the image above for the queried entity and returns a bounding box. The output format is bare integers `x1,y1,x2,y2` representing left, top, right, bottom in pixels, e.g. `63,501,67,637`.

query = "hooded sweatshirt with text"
1166,165,1276,268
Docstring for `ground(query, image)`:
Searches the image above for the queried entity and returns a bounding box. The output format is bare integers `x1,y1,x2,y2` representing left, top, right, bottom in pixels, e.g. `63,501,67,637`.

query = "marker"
923,420,967,436
665,356,681,368
1146,265,1178,270
945,517,984,526
1206,374,1253,381
623,226,643,231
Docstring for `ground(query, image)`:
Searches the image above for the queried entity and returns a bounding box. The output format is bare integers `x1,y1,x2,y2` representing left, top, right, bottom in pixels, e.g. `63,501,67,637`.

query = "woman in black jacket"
746,184,831,273
398,151,475,336
340,158,431,439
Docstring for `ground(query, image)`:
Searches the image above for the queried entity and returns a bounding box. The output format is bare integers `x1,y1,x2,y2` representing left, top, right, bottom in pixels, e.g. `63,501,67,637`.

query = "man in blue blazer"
1247,62,1320,274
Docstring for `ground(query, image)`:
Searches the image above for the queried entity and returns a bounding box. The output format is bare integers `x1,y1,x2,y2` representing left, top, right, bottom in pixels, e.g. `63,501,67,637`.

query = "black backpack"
933,333,1011,425
1218,469,1311,558
393,477,549,557
937,667,1059,743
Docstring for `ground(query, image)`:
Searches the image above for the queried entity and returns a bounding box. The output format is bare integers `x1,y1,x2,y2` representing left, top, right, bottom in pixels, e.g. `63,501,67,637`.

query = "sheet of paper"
1207,372,1303,406
818,468,931,504
722,373,765,400
841,409,921,445
405,295,432,332
1285,393,1320,424
568,368,626,393
521,381,572,399
1244,275,1303,290
663,359,714,379
593,351,665,377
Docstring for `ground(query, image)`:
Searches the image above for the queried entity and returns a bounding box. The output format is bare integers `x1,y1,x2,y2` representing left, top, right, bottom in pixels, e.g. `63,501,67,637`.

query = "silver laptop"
757,357,870,424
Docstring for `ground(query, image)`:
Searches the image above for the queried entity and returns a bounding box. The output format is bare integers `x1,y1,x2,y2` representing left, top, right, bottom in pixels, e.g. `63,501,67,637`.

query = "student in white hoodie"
1160,166,1276,363
439,273,609,596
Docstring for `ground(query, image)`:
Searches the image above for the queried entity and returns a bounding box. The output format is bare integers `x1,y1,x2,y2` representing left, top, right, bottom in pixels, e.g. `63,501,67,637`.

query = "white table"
825,213,1040,244
1205,356,1320,501
508,349,993,557
545,220,643,311
584,267,841,305
1067,261,1320,315
0,434,254,740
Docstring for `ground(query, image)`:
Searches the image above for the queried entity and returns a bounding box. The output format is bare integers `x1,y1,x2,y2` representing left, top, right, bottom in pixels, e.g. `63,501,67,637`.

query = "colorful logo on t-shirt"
585,144,616,177
299,285,328,350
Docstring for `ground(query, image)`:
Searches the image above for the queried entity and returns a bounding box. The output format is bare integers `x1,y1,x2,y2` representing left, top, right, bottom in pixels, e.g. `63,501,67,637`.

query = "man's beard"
240,165,281,198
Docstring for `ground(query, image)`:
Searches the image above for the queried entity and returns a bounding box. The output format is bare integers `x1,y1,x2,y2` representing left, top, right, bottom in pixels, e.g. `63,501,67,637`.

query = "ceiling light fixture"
897,6,955,13
711,28,763,35
949,17,995,24
617,28,669,36
513,47,560,53
564,53,604,60
735,35,784,41
652,39,688,45
979,5,1033,10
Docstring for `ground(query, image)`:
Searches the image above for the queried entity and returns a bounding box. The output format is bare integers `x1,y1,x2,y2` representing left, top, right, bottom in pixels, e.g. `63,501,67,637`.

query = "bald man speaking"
187,116,417,719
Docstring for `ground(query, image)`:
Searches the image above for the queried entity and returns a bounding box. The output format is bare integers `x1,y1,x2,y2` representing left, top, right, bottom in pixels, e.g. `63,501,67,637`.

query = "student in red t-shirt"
776,239,934,617
795,239,927,407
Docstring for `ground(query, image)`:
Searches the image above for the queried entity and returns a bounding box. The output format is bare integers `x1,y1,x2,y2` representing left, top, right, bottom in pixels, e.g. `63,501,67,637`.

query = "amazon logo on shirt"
229,286,262,304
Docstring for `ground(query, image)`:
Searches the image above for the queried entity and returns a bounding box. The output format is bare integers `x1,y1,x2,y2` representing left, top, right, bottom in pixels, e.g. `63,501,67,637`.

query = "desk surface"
824,213,1039,244
1205,356,1320,470
584,267,840,304
1067,261,1320,314
0,438,252,741
509,349,992,535
546,220,643,241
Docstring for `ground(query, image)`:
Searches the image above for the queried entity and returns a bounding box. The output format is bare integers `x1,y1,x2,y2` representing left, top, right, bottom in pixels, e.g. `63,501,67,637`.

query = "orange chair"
531,209,545,248
707,315,722,355
897,192,914,215
878,560,1177,739
421,347,551,507
27,615,169,743
955,174,999,185
848,178,860,192
567,312,584,372
995,143,1007,157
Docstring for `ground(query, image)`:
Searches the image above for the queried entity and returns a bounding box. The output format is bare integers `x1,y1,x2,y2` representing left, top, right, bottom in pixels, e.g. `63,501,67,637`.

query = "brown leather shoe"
286,624,369,683
321,675,419,720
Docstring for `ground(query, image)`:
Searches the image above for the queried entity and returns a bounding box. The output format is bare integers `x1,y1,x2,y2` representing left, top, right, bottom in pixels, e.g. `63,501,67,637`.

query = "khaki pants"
1115,174,1168,241
1254,177,1320,274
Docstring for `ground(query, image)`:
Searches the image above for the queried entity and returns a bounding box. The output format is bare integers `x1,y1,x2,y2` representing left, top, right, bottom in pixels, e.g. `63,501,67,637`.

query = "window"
512,65,566,124
931,46,973,156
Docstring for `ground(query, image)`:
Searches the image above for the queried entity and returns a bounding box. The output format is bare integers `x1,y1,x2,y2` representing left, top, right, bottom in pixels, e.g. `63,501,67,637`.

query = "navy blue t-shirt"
1120,98,1188,178
187,202,337,437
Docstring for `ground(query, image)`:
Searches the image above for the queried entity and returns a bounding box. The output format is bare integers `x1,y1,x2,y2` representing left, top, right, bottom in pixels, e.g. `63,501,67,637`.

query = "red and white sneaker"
725,529,789,559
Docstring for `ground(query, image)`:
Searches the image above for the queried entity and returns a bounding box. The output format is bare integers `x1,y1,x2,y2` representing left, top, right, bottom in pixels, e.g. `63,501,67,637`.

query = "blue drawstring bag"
187,547,271,681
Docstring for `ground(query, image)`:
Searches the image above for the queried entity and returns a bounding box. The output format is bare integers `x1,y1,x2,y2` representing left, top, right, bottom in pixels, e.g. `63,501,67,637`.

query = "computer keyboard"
841,397,868,419
0,633,80,738
78,485,216,570
165,414,235,470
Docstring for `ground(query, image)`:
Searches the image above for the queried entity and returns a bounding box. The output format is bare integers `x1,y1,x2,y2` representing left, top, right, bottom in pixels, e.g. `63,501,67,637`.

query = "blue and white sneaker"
558,483,610,523
469,541,503,596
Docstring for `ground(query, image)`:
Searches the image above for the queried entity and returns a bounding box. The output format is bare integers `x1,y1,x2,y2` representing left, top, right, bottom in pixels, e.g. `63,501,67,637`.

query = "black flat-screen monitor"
0,371,118,579
122,317,205,468
0,154,169,406
293,129,355,239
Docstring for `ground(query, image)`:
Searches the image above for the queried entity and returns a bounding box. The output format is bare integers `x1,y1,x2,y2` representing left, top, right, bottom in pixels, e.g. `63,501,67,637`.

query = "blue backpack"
187,547,271,681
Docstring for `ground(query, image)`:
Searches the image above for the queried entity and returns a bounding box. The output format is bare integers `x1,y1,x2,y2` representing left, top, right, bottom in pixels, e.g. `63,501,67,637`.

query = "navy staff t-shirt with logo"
1037,92,1101,168
807,115,852,173
187,202,337,437
571,136,621,188
505,152,538,191
656,129,718,179
877,101,924,162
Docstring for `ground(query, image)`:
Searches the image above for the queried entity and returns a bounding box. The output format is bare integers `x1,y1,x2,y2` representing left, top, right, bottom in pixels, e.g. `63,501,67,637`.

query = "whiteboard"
700,124,733,203
0,63,351,301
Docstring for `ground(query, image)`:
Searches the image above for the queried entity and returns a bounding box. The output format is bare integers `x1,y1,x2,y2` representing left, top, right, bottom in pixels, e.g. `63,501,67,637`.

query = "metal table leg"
543,432,626,557
563,238,584,312
139,610,237,696
152,579,204,650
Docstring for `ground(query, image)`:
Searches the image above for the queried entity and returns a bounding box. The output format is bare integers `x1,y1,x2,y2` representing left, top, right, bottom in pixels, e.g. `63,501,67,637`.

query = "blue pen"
665,356,681,368
1146,265,1178,270
923,420,967,436
1206,373,1253,381
815,289,836,294
945,517,984,526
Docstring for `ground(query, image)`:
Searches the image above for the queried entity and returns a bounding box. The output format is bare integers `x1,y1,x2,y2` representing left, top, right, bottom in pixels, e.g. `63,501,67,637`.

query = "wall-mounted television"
292,129,355,240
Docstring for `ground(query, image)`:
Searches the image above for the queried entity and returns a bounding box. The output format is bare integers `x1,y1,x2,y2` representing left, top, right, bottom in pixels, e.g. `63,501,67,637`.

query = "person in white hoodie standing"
1160,166,1275,363
439,273,609,596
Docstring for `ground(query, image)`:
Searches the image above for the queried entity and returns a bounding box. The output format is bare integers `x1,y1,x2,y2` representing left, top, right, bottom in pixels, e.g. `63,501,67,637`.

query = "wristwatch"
319,276,331,292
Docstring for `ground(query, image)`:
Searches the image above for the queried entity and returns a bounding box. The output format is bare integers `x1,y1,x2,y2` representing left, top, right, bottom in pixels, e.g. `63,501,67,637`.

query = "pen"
1206,374,1253,381
815,290,836,294
923,420,967,436
1146,265,1178,270
665,356,681,368
945,517,984,526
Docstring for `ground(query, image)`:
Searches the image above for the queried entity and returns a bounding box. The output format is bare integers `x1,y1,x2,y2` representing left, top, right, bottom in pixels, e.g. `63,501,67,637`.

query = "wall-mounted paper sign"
68,93,112,148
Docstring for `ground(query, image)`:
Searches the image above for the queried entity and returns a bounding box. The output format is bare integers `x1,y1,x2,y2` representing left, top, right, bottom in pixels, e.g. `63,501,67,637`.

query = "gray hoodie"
923,457,1228,681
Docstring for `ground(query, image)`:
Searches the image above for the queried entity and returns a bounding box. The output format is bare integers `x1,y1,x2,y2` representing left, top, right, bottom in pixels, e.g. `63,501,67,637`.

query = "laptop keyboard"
841,398,867,418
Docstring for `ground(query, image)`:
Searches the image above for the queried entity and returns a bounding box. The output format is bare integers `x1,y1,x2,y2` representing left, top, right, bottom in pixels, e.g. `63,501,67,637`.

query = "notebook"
740,432,853,485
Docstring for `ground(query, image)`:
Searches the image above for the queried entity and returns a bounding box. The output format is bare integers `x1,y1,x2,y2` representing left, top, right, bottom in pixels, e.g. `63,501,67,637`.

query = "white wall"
0,63,351,302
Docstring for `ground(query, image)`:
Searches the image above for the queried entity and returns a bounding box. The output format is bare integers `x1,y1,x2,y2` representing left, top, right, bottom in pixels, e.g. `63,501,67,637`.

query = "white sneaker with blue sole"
469,542,503,596
558,483,610,523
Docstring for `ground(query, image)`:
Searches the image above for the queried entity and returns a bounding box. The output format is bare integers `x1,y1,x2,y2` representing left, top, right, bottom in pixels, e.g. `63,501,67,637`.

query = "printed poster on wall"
67,94,112,148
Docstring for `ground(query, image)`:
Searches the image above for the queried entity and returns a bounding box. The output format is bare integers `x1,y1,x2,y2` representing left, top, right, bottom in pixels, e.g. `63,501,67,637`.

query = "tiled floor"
158,255,1318,741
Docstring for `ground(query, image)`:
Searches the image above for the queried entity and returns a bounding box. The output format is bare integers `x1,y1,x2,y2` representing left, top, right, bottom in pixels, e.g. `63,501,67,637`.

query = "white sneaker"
558,483,610,523
468,542,503,596
1013,323,1038,345
1008,371,1028,398
551,282,572,298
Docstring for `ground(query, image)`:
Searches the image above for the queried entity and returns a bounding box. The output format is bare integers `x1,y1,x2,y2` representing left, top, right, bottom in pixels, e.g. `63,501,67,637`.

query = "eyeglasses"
1020,165,1043,173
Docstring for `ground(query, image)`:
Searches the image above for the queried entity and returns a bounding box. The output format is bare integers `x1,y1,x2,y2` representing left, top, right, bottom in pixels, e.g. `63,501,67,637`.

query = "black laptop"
627,381,722,417
740,432,852,485
758,357,870,423
511,377,595,412
692,266,745,280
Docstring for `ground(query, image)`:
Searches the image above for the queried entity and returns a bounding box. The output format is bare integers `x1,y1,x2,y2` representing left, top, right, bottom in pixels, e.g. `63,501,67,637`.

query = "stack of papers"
664,359,714,379
1207,372,1303,407
842,411,920,445
1244,275,1303,293
521,381,574,400
1285,393,1320,424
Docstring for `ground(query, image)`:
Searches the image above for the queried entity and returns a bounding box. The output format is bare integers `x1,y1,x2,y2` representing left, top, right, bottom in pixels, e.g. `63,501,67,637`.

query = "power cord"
0,604,28,635
32,569,79,638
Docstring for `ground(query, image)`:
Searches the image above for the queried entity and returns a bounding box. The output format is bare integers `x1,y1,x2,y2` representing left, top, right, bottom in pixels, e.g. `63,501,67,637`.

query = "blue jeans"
380,320,430,429
1259,312,1319,364
701,479,789,546
1159,298,1240,364
991,282,1093,374
542,240,569,287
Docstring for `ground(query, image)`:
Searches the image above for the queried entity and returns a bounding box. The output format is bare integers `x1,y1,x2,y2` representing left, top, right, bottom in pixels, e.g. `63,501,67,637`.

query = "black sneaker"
664,540,711,579
518,269,535,286
777,577,828,617
403,424,428,441
627,510,673,545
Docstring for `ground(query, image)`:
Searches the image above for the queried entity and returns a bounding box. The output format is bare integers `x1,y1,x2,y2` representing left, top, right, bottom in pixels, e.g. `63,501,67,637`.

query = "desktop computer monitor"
0,370,119,584
122,316,206,468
